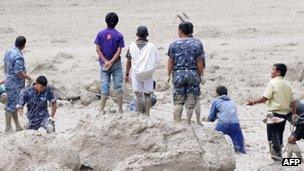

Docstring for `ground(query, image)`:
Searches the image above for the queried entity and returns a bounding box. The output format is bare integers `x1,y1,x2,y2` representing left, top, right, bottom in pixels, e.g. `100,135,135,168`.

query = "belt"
174,68,196,71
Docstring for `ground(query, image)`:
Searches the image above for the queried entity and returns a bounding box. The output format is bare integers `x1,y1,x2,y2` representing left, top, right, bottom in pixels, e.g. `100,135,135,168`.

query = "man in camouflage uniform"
4,36,32,132
16,76,57,133
167,22,205,124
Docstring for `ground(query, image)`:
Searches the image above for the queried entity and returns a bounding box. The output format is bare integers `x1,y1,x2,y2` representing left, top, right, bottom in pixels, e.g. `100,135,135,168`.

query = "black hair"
36,76,48,87
105,12,119,28
216,85,228,96
273,63,287,77
178,22,193,35
15,36,26,49
137,26,149,39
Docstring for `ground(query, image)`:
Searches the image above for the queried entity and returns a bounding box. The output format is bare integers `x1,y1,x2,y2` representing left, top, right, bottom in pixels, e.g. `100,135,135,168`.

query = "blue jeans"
215,123,246,154
100,60,123,96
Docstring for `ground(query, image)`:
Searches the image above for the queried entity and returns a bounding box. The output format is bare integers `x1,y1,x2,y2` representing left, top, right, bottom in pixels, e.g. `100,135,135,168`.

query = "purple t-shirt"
94,28,125,65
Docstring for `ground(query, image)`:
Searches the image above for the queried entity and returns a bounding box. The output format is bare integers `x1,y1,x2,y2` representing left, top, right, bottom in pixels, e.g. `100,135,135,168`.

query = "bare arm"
110,47,122,64
247,96,268,106
196,56,204,75
96,44,108,63
167,57,174,78
125,59,131,76
290,101,297,115
16,72,32,81
50,102,57,118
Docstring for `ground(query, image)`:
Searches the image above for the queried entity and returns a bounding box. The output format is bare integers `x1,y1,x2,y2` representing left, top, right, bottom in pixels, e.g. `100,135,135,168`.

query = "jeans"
215,123,246,154
100,60,123,96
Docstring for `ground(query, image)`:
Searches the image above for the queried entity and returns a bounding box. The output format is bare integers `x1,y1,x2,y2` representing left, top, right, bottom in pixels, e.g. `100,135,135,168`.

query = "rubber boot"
173,105,183,122
144,93,151,116
135,92,144,114
100,95,108,115
186,107,194,124
5,111,13,132
12,112,23,131
287,143,303,159
195,100,202,126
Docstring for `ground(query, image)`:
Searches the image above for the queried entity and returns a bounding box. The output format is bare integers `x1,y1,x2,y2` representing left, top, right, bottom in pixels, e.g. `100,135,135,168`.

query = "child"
208,85,246,154
94,12,125,114
125,26,160,116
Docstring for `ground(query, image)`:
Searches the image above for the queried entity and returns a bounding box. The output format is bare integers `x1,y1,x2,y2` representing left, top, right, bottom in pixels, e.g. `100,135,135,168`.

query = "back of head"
216,85,228,96
178,22,193,35
137,25,149,39
15,36,26,49
36,76,48,87
273,63,287,77
105,12,119,28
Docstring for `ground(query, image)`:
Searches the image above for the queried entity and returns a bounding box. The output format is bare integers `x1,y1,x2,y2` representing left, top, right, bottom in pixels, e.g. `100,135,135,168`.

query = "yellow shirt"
263,76,295,115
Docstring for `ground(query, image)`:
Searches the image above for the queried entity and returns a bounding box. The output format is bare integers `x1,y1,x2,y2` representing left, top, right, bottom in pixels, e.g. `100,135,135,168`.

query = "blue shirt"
167,37,204,71
208,95,239,124
4,47,26,89
17,86,57,125
94,28,125,65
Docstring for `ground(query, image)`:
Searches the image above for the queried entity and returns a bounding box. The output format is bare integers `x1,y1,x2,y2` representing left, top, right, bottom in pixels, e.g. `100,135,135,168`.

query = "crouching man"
286,100,304,159
16,76,57,133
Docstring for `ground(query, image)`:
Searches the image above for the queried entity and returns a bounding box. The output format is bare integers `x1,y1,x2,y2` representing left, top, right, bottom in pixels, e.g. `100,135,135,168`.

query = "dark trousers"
266,113,290,157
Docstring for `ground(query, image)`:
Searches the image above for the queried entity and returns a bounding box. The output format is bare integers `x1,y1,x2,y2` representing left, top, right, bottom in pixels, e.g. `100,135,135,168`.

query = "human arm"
246,96,268,106
96,44,108,63
125,59,131,82
208,100,218,122
196,56,204,76
167,57,173,83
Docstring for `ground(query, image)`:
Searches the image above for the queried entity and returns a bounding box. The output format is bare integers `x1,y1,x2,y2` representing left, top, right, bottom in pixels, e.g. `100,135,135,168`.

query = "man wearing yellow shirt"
247,63,297,161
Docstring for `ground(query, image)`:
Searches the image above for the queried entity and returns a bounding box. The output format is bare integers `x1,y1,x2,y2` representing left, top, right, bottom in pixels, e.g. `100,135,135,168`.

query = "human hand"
104,61,113,70
27,77,33,86
200,74,205,85
125,74,130,83
246,100,255,106
202,116,209,122
167,76,171,83
48,117,55,123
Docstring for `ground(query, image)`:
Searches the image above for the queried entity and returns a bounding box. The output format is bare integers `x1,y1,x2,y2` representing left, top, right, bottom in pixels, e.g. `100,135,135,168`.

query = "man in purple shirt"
94,12,124,114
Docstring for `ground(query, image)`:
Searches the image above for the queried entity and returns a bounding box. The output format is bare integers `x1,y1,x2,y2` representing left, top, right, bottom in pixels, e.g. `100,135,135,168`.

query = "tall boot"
195,100,202,126
186,107,194,124
173,105,183,122
12,112,23,131
116,94,123,114
144,93,151,116
287,143,303,159
100,95,108,115
135,92,144,114
5,111,13,132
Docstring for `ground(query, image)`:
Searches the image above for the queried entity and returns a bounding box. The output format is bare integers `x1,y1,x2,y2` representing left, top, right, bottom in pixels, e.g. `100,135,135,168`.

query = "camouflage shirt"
168,37,204,71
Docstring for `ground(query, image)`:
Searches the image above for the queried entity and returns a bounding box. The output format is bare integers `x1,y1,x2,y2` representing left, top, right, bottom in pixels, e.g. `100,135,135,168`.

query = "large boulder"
0,113,235,170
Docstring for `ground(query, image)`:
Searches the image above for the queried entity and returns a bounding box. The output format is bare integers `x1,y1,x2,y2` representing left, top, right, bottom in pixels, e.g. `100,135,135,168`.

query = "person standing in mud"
16,76,57,133
3,36,32,132
247,63,297,161
125,26,160,116
94,12,125,114
189,34,206,126
167,22,204,124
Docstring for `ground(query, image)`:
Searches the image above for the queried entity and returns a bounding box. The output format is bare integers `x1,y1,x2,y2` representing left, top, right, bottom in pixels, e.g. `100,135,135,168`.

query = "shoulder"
114,29,124,38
